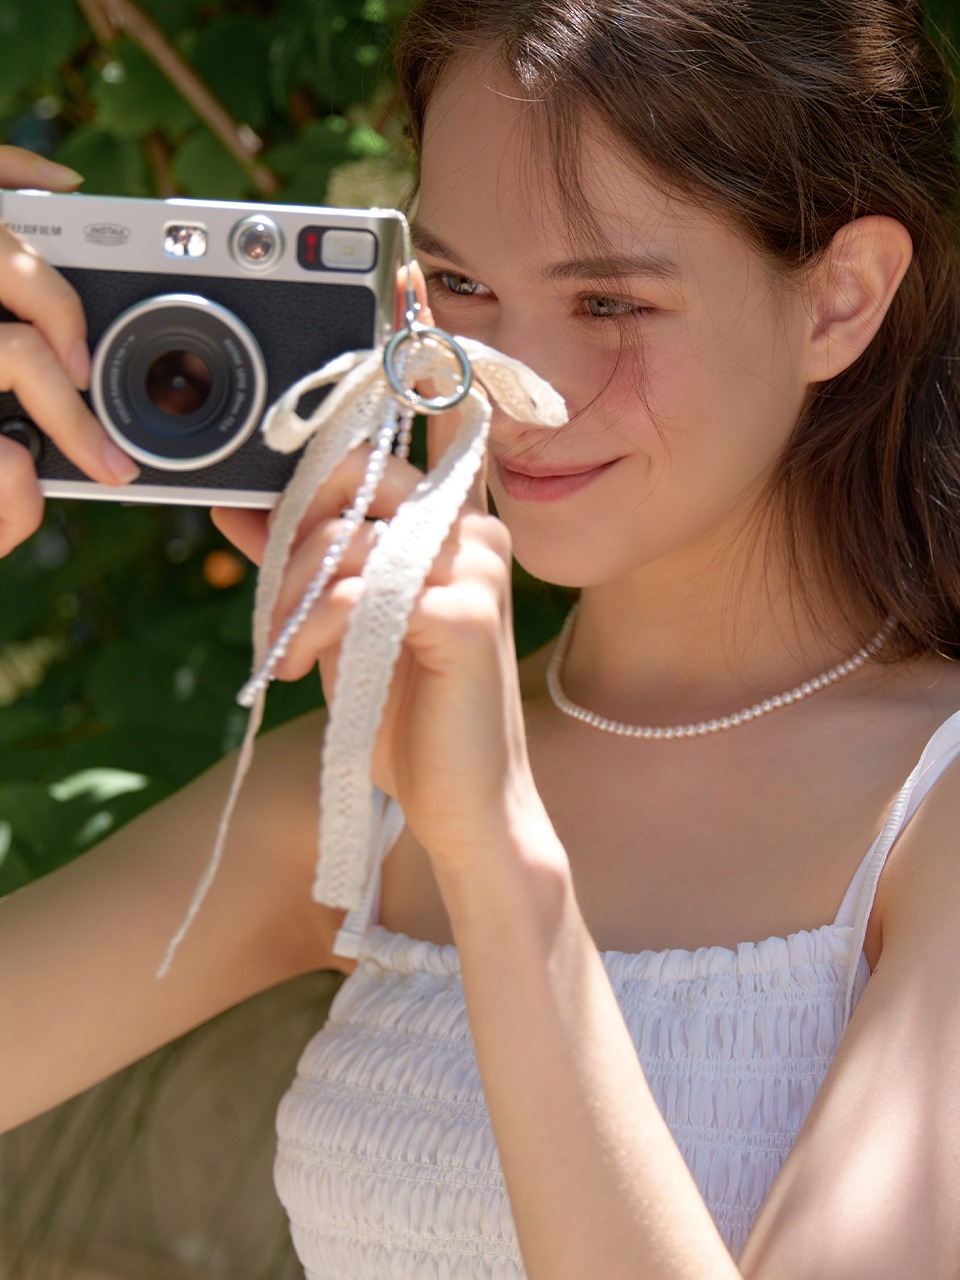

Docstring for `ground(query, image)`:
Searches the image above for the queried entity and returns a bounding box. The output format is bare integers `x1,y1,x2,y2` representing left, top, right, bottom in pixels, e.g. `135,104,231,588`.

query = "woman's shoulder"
871,652,960,746
837,653,960,966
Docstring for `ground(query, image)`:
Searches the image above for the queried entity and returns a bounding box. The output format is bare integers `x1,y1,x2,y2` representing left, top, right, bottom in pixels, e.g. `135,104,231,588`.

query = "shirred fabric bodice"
277,922,867,1275
273,711,960,1278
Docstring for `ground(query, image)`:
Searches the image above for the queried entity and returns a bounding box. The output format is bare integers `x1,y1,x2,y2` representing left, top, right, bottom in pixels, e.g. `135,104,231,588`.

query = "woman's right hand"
0,145,140,557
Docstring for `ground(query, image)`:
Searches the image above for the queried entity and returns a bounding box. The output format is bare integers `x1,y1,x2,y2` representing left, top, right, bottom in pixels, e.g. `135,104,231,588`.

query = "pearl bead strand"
546,606,897,740
237,404,401,709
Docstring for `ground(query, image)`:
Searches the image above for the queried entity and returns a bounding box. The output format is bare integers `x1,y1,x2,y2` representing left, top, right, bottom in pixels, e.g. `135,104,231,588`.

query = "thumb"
397,265,489,512
394,259,431,333
426,397,488,514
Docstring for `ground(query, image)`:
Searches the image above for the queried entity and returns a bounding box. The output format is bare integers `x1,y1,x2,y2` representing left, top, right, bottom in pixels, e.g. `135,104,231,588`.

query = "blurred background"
0,1,956,1277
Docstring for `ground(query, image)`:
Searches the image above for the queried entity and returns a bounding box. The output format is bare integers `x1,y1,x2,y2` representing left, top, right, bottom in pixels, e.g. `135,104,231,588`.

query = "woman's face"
414,57,816,590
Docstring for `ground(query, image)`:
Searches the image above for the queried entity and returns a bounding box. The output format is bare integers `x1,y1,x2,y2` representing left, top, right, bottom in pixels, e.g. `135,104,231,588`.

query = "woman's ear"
805,216,913,383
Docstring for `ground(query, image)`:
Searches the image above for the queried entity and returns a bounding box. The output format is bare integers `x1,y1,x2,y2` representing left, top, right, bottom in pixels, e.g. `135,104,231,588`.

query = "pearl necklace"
546,607,896,740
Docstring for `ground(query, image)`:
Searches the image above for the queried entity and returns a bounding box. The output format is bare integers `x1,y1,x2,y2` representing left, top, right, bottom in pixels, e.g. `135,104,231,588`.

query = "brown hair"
394,0,960,659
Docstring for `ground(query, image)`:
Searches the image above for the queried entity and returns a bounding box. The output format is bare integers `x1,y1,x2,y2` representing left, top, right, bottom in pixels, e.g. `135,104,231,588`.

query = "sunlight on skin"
412,52,876,729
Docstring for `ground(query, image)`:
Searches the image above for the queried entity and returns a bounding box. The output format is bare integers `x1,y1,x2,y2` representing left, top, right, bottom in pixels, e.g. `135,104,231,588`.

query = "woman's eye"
435,272,490,297
583,295,650,319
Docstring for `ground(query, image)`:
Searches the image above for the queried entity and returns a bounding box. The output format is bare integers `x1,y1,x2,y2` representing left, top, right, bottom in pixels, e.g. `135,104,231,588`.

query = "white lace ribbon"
157,333,566,976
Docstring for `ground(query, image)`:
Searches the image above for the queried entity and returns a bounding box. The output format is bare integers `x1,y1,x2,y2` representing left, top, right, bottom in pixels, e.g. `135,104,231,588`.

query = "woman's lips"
492,457,619,503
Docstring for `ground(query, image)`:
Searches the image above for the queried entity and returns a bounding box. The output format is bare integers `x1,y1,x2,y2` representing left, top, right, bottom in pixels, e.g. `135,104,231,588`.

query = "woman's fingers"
0,435,43,556
270,509,510,682
211,504,387,580
270,519,386,679
210,507,270,566
0,220,139,486
0,146,83,193
0,147,93,403
0,319,137,484
400,261,489,514
427,404,488,513
393,261,425,334
0,223,89,389
275,444,427,563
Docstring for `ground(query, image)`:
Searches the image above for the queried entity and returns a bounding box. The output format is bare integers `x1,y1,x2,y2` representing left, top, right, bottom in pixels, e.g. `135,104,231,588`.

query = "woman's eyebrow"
544,252,681,282
411,222,680,283
411,223,473,267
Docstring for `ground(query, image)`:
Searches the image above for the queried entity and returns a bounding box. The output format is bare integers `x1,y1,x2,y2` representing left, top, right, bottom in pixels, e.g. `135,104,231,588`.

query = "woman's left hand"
213,410,543,878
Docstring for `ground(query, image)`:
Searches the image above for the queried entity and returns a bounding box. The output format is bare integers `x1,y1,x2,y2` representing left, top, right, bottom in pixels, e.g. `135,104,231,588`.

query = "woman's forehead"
416,56,749,289
420,61,664,241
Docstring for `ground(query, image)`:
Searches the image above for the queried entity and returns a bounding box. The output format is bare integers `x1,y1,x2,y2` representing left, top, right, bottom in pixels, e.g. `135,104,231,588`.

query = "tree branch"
76,0,279,198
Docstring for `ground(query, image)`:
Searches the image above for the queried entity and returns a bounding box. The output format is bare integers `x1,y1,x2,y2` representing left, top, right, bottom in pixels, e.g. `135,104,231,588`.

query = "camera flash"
163,224,208,259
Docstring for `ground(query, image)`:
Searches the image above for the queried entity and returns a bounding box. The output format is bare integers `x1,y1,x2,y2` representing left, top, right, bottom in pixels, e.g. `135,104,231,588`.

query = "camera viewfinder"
163,224,208,259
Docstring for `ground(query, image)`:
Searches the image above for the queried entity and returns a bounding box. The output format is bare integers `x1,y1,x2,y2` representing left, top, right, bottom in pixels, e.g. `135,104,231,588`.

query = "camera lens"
230,214,283,272
91,294,267,472
145,350,213,416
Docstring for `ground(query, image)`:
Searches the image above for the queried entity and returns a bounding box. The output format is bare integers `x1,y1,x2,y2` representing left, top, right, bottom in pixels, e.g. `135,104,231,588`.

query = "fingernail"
102,438,140,484
33,158,84,188
67,341,90,390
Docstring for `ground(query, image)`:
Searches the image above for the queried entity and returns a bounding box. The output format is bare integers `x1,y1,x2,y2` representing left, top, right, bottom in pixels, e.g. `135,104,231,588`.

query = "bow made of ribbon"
158,331,567,977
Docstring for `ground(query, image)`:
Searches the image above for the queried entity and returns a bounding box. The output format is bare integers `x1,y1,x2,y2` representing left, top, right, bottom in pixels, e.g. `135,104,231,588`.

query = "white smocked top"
274,711,960,1278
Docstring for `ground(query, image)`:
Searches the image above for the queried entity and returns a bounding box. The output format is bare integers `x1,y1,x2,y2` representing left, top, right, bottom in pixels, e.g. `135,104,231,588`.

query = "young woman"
2,1,960,1276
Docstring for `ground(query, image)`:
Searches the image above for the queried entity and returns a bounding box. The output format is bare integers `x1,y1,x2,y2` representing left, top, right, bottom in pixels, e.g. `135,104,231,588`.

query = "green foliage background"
0,0,569,899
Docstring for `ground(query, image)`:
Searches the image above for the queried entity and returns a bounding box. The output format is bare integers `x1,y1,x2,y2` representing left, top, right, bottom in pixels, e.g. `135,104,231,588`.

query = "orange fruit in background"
203,549,247,589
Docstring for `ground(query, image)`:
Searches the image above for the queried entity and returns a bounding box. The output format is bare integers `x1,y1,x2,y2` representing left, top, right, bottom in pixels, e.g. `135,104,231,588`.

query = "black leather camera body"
0,190,403,507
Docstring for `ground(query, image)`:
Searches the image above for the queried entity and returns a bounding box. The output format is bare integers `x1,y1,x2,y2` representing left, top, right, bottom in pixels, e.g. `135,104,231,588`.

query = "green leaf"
0,700,54,749
48,768,149,804
190,15,272,131
170,128,255,200
268,116,354,169
91,38,197,141
53,128,152,197
0,817,36,896
138,0,208,33
86,641,191,728
269,0,392,112
266,114,391,202
513,579,572,659
347,124,391,158
0,0,80,97
0,779,75,871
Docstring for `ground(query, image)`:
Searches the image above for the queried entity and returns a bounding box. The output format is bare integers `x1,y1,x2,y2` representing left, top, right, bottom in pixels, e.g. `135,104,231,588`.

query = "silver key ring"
383,322,473,413
384,219,474,413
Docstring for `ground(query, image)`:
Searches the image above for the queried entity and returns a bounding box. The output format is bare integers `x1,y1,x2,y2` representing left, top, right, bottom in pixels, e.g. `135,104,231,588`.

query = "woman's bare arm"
436,807,740,1280
0,708,343,1135
738,761,960,1278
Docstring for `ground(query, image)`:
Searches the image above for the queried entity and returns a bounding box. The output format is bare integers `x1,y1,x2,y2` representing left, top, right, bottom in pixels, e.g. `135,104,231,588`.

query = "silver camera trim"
0,189,404,507
90,293,268,473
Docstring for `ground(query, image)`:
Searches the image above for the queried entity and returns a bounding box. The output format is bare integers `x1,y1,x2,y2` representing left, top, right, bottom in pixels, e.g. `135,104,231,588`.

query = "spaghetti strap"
332,791,406,959
840,708,960,1021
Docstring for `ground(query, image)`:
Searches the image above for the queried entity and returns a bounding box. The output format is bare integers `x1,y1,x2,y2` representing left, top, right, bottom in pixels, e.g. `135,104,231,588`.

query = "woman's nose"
482,314,579,419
